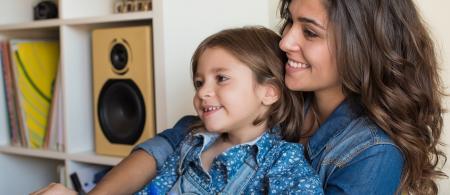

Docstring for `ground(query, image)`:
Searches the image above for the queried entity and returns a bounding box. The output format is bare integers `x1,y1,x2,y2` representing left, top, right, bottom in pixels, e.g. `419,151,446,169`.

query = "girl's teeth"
204,106,221,112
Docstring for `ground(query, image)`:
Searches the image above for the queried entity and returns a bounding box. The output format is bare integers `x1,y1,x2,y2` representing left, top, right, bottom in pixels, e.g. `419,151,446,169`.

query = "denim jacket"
139,130,322,194
136,100,404,194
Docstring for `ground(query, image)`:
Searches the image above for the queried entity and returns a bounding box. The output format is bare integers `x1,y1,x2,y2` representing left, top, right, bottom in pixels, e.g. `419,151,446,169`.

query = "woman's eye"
284,19,293,30
303,29,318,38
193,80,203,89
285,17,293,24
283,10,292,23
283,17,293,30
216,75,229,83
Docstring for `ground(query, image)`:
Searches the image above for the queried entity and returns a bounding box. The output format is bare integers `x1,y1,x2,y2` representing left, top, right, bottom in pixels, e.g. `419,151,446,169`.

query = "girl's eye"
193,80,203,89
216,75,229,83
303,29,318,38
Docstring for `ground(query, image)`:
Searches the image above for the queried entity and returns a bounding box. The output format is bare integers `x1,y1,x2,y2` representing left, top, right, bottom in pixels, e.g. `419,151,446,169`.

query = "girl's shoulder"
264,134,307,163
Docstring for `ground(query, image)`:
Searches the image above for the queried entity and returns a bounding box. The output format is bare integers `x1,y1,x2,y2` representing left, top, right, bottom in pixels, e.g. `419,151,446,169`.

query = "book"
9,39,59,148
57,164,66,186
0,44,11,142
44,62,63,151
1,42,23,146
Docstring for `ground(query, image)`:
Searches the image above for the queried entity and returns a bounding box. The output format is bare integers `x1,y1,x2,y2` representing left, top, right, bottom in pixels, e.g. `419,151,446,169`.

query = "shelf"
0,146,122,166
64,11,153,26
0,11,153,31
69,151,122,166
0,145,66,160
0,19,60,31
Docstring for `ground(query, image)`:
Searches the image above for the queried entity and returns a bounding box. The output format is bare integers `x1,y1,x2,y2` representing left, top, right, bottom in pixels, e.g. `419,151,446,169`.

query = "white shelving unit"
0,0,275,193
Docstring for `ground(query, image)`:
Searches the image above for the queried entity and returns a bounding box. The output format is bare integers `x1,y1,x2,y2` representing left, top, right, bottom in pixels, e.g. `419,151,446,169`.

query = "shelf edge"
0,11,153,31
68,152,122,166
0,145,66,160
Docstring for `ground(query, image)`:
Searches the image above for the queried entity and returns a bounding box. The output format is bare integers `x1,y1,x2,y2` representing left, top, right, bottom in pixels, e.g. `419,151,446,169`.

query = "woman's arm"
31,115,199,195
136,115,198,169
31,150,157,195
91,116,198,194
89,150,157,194
136,140,187,195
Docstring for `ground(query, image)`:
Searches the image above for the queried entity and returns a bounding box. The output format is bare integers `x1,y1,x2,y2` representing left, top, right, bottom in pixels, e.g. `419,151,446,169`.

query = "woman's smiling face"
279,0,341,97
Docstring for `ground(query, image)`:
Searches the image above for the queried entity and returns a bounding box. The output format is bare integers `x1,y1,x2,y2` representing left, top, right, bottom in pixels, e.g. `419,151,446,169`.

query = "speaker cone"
98,79,145,144
110,43,128,71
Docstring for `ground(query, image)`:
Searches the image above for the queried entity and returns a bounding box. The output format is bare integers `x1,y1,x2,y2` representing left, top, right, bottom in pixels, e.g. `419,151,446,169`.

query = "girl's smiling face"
193,47,270,137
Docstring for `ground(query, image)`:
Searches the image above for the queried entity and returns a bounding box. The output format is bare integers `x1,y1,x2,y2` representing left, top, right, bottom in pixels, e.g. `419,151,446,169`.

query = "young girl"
137,26,323,194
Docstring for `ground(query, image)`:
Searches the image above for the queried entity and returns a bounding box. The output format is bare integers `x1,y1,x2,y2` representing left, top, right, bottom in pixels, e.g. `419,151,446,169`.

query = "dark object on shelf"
34,1,58,20
70,172,87,195
114,0,152,13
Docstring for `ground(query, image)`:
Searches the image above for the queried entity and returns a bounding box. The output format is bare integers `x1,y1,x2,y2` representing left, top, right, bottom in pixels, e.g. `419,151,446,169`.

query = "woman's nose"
279,26,301,53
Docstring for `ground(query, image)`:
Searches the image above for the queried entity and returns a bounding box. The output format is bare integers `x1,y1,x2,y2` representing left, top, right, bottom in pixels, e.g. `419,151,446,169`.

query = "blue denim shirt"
138,129,322,194
136,100,404,194
306,100,404,194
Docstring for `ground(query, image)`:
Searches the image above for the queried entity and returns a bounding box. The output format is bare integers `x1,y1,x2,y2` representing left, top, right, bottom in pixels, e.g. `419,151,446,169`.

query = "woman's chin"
285,81,304,91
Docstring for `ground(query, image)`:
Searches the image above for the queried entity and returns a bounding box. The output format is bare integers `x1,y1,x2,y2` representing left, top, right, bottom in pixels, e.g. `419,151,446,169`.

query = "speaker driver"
110,43,129,72
98,79,146,144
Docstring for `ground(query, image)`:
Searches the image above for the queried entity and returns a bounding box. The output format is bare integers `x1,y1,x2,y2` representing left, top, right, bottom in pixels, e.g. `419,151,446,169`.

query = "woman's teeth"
288,60,310,68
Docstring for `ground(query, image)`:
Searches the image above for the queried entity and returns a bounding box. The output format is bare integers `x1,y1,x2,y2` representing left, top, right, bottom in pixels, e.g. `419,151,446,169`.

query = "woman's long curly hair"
280,0,447,194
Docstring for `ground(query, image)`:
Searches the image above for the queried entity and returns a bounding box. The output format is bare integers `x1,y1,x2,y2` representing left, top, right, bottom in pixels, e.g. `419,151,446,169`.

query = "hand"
30,183,77,195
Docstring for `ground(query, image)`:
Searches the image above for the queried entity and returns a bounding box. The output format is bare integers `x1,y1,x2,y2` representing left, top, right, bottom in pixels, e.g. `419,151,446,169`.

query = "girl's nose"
197,85,214,99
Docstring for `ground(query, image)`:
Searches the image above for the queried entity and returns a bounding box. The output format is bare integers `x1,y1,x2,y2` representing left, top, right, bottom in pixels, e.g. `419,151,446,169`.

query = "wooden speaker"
92,26,155,156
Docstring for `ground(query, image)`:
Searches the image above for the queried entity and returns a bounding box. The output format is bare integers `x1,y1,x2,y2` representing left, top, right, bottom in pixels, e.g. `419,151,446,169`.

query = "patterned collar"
191,127,282,167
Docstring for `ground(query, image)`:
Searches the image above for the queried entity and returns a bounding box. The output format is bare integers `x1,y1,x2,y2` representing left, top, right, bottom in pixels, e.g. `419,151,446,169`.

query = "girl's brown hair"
191,26,304,140
280,0,447,194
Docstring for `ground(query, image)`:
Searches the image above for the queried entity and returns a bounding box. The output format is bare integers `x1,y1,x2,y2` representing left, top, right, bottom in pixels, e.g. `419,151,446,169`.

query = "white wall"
414,1,450,194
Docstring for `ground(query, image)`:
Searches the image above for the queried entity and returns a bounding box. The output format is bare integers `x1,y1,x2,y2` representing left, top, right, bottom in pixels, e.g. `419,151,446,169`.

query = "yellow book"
10,40,59,148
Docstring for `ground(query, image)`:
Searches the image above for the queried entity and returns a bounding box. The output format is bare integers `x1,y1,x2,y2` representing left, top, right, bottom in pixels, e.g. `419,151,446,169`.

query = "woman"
277,0,446,194
33,0,447,194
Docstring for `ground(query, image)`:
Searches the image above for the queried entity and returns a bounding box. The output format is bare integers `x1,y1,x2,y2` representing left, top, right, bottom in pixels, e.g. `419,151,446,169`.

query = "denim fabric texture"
133,115,197,169
306,100,404,194
136,99,404,194
139,129,323,194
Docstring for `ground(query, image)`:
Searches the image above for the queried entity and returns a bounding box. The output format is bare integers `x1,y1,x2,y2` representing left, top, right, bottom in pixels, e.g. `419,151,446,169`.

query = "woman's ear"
261,83,280,106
